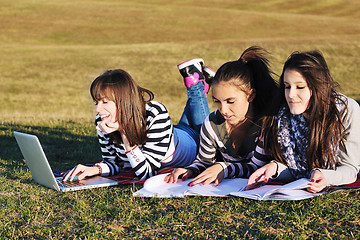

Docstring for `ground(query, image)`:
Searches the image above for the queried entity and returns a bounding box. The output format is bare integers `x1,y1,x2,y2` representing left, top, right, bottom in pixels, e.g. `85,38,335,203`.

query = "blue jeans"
165,81,210,167
178,81,210,136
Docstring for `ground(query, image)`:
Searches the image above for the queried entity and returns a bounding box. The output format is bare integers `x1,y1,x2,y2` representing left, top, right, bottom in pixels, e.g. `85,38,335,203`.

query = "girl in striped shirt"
64,61,213,181
165,46,279,186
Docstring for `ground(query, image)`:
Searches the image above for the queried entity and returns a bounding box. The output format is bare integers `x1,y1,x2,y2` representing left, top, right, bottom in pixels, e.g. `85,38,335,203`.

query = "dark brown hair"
90,69,154,146
213,46,279,118
261,50,348,169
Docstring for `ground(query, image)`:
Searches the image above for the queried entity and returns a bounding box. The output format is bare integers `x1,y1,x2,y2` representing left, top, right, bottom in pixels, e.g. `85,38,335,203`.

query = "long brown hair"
261,50,348,169
213,46,279,118
90,69,154,146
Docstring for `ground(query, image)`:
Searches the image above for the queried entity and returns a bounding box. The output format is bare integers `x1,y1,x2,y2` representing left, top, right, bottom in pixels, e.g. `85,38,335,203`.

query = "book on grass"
133,174,325,200
230,178,325,200
133,173,248,198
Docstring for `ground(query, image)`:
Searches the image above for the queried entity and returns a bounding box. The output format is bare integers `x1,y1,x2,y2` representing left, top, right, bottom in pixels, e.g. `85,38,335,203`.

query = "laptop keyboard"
57,179,86,188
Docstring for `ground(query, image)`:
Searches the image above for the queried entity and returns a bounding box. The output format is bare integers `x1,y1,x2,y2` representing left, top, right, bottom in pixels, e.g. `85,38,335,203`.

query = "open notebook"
14,131,119,192
133,173,248,198
133,173,325,200
229,178,324,200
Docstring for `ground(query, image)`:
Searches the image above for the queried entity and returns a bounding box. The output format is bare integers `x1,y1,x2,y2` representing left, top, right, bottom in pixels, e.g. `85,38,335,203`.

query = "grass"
1,0,360,238
2,121,360,239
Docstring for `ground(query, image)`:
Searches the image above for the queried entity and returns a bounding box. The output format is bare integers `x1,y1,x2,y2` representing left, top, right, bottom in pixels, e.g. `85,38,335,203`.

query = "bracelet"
270,160,279,179
125,145,138,154
94,165,102,175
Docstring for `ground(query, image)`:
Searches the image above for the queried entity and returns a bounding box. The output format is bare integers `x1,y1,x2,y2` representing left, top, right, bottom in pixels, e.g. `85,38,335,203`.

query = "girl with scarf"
247,50,360,193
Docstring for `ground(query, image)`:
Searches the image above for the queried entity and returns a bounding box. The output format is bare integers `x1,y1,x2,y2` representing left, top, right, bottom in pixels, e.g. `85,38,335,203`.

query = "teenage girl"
165,46,280,186
63,59,214,181
247,50,360,193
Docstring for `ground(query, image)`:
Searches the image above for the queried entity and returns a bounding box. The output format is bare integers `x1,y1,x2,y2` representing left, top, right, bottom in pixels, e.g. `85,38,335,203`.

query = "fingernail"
264,178,268,183
311,179,315,182
188,183,193,187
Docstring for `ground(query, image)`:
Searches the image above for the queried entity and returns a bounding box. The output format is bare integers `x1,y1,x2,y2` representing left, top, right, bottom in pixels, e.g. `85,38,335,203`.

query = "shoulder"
146,101,169,114
204,110,225,131
208,109,225,125
334,95,360,138
345,96,360,112
344,96,360,125
145,101,172,127
202,110,227,139
337,94,360,120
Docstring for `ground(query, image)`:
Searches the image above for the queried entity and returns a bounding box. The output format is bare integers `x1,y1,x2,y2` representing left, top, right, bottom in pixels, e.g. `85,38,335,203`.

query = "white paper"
230,178,324,200
133,173,248,198
133,175,324,200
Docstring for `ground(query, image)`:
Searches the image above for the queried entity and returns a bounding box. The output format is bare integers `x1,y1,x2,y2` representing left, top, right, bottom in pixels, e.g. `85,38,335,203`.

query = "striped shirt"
95,101,175,180
185,110,271,178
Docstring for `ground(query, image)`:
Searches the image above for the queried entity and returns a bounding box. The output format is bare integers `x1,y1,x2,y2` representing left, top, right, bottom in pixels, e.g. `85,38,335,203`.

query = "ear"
248,89,256,103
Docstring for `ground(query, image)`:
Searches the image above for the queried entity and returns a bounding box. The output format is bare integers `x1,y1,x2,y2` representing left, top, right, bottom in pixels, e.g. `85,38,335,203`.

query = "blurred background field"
1,0,359,123
0,0,360,239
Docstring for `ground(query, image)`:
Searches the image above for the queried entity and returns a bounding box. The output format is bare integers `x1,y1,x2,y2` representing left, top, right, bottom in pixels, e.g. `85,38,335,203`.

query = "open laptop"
14,131,119,192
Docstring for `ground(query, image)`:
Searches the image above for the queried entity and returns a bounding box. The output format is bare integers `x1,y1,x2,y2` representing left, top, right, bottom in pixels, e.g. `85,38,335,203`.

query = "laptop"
14,131,119,192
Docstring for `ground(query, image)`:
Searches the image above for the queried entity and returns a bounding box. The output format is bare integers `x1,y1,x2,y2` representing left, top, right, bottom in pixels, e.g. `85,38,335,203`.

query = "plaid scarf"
277,105,310,179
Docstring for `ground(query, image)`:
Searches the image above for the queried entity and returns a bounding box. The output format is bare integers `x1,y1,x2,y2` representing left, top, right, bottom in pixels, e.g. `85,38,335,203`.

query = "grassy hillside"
1,0,359,122
0,0,359,239
1,0,359,45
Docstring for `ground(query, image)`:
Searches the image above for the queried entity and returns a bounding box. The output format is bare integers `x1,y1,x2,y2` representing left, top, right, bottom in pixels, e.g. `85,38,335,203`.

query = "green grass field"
1,0,360,239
